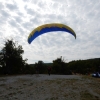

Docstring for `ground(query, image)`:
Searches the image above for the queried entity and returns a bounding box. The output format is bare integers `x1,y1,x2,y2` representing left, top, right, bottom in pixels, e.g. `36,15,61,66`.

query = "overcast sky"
0,0,100,64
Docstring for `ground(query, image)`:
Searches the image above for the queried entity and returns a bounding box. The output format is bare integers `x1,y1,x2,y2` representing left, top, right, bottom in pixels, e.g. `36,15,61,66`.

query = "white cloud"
0,0,100,64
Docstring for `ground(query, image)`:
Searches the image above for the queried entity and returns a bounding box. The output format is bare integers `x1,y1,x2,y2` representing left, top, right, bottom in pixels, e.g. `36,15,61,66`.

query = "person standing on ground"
48,66,51,76
35,63,39,76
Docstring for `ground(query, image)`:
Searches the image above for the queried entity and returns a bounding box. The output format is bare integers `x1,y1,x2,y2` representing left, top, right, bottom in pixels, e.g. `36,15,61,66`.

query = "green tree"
52,56,71,75
36,61,47,74
0,39,27,74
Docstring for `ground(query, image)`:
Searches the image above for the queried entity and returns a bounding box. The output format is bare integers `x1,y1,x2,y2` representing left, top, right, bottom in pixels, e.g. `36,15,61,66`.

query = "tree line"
0,39,100,75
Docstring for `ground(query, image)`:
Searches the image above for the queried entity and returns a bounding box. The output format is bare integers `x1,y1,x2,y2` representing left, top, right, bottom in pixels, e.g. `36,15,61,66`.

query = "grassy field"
0,75,100,100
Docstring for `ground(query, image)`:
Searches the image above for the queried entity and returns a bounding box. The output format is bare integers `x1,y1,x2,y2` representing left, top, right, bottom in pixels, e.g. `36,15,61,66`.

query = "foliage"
52,56,72,75
34,61,48,74
67,58,100,74
0,39,99,75
0,39,27,75
50,57,100,75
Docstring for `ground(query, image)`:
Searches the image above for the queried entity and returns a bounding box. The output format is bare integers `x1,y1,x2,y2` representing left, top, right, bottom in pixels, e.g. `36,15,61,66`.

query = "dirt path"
0,74,100,100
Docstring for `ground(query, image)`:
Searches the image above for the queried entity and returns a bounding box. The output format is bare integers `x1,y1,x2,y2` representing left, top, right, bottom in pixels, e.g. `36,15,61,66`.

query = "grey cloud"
87,10,97,20
0,10,10,24
46,14,57,19
22,22,33,29
42,14,60,23
0,2,4,9
17,27,25,35
17,12,25,17
22,0,29,2
6,3,18,11
9,19,19,28
1,9,10,17
14,16,23,23
0,16,7,24
25,6,36,15
24,5,45,18
94,4,100,13
30,17,40,25
40,32,72,48
27,8,35,15
0,31,3,36
40,37,55,47
38,1,45,7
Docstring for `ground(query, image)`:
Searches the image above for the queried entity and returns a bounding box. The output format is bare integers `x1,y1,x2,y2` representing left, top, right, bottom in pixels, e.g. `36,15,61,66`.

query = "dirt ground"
0,74,100,100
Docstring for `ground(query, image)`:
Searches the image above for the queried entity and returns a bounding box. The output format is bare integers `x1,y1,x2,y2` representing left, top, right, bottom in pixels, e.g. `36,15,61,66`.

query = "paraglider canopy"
28,23,76,44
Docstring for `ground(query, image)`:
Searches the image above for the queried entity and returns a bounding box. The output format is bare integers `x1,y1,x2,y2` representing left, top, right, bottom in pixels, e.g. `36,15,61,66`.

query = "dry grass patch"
80,90,95,100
